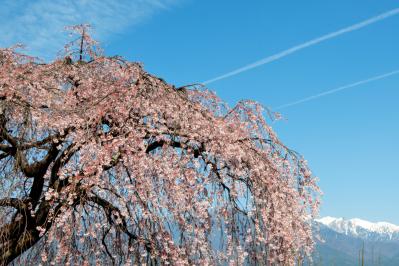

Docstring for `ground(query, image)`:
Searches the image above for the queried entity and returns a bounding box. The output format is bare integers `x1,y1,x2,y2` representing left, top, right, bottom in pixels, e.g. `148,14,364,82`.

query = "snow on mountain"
315,216,399,241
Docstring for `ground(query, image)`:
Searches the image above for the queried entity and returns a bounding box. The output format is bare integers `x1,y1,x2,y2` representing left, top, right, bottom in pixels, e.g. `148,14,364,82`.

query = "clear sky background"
1,0,398,224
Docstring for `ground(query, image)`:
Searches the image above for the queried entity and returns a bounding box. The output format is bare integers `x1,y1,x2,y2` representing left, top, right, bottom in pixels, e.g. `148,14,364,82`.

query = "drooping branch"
0,198,27,211
49,142,79,189
88,195,153,254
0,123,17,148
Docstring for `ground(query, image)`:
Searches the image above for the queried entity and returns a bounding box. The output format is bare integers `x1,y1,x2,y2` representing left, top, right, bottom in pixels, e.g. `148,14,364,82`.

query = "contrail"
274,69,399,110
202,8,399,85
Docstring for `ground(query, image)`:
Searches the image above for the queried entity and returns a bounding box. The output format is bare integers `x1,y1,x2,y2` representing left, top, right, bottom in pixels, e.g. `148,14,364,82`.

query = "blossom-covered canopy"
0,25,320,265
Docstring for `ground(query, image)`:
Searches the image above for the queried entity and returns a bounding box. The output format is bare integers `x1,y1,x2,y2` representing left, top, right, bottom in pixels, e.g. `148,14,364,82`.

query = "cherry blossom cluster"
0,25,320,265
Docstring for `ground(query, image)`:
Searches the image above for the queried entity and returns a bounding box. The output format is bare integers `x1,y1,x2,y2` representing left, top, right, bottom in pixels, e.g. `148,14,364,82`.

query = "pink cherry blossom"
0,25,320,265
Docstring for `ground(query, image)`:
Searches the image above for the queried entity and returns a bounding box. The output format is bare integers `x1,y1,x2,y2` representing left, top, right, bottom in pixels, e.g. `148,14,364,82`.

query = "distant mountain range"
310,217,399,265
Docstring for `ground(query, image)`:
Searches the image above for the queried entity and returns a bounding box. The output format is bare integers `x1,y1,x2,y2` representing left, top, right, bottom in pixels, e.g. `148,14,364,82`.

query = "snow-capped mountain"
315,216,399,241
308,217,399,265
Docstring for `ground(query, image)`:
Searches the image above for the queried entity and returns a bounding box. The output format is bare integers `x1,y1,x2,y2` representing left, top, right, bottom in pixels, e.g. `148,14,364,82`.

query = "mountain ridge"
310,216,399,265
315,216,399,241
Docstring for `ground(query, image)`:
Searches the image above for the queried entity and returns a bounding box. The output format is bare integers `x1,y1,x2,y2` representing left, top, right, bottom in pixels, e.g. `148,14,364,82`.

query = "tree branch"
88,195,153,253
0,198,28,211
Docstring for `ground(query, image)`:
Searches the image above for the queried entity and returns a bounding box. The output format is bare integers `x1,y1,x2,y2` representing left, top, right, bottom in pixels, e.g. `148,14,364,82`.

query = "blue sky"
1,0,398,224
